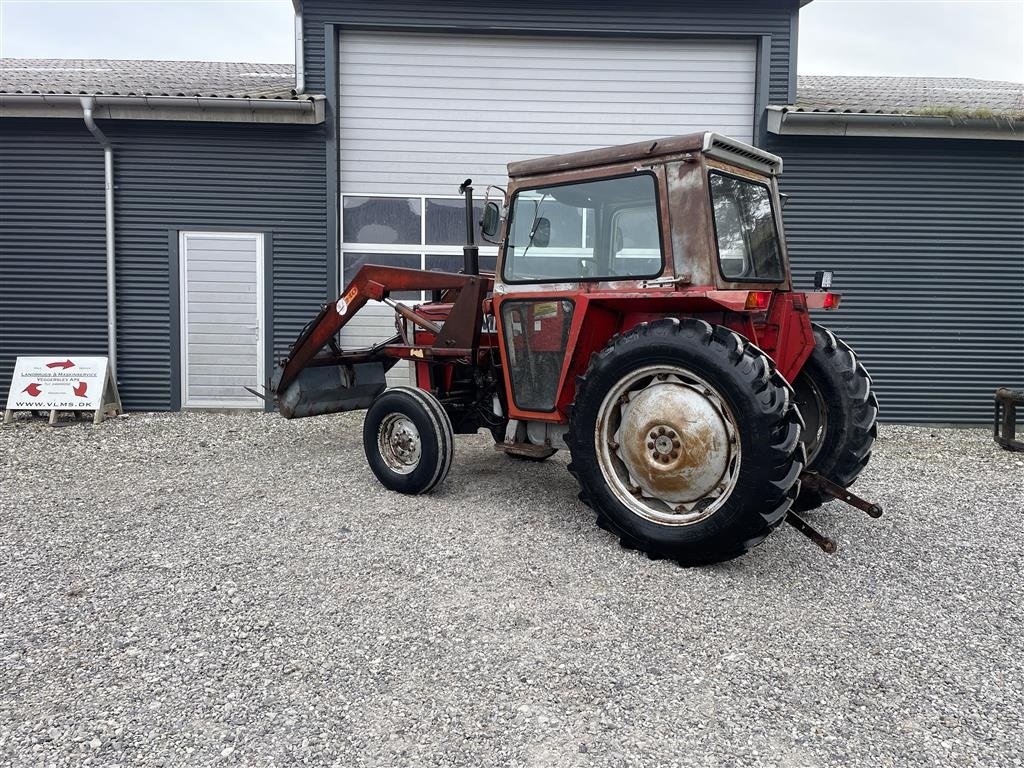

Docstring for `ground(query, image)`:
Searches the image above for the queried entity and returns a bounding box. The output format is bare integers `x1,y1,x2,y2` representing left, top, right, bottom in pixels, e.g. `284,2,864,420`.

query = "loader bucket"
274,362,388,419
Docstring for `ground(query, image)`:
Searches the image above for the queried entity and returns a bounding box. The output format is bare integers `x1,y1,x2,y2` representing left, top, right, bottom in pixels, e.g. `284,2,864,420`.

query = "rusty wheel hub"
597,365,741,526
378,413,422,475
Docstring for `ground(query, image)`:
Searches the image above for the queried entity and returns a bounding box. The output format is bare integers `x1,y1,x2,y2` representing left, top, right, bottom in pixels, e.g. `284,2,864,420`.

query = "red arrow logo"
22,383,42,397
73,381,88,397
46,359,75,369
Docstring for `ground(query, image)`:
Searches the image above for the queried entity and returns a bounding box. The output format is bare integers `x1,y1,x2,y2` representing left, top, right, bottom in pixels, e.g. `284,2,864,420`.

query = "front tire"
791,323,878,511
363,387,454,494
567,319,804,566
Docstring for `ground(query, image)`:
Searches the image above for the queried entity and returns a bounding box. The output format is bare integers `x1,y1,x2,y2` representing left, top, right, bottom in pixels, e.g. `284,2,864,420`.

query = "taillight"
805,291,842,310
744,291,772,311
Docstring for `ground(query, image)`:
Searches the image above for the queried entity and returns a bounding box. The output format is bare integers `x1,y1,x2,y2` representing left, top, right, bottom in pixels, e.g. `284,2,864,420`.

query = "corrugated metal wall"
0,118,327,410
771,135,1024,423
0,121,109,403
301,0,797,103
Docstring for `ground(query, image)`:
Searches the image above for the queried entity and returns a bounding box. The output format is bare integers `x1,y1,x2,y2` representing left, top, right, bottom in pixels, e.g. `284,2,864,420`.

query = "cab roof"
508,131,783,179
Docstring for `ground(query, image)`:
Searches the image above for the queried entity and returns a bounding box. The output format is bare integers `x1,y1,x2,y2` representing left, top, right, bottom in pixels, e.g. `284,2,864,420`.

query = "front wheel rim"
595,365,741,526
378,413,421,474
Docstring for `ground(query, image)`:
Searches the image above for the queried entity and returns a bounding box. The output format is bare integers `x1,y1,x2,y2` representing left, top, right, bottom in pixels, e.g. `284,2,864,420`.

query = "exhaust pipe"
459,178,479,276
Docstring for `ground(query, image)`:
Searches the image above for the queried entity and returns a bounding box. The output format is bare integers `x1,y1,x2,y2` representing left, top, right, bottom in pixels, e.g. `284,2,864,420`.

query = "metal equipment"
994,387,1024,452
265,132,882,565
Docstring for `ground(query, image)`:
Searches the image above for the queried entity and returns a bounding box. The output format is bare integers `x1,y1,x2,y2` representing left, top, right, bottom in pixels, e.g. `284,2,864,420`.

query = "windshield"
502,173,662,283
709,171,784,282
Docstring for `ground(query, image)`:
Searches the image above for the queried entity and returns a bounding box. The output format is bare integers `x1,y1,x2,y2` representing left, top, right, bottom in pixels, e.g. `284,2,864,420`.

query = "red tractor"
268,132,880,565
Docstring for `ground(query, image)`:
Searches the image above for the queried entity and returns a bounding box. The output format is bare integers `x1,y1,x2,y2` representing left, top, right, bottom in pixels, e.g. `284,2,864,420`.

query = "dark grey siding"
1,118,327,410
771,135,1024,423
301,0,797,103
0,122,108,403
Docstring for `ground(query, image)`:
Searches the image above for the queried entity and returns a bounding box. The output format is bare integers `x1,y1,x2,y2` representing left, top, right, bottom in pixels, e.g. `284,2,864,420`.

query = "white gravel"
1,411,1022,767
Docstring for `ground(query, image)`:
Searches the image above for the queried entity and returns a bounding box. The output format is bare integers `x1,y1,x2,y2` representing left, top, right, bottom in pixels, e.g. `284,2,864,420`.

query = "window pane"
425,198,485,245
342,252,421,300
501,299,575,411
611,207,662,278
508,197,584,249
709,173,783,282
343,196,421,245
425,253,498,274
503,174,662,283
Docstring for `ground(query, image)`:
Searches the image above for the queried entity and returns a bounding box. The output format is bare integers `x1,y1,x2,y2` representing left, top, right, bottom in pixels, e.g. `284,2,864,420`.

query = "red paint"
493,286,817,423
22,382,42,397
46,359,75,369
73,381,88,397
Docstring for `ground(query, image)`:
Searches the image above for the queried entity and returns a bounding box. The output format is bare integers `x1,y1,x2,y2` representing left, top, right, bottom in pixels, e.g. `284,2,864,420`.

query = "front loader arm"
271,265,489,418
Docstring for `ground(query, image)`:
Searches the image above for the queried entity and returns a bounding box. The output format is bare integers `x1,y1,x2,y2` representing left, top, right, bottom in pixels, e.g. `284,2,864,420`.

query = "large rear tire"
791,323,878,512
363,387,454,494
566,319,804,566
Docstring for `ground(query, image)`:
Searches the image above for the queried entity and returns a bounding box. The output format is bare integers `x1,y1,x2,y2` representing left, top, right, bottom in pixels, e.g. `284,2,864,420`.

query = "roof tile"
0,58,303,100
789,75,1024,117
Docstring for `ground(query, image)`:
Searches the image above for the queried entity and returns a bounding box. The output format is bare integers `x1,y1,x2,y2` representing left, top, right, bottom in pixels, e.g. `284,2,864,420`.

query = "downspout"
80,96,117,376
292,0,305,94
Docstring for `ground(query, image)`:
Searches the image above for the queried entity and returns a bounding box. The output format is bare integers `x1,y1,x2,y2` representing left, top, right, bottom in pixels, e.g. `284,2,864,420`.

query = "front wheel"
363,387,454,494
567,319,804,566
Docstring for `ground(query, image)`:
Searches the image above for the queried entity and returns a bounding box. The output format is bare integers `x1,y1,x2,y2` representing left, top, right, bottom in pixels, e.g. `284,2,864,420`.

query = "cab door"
497,296,576,414
494,171,666,420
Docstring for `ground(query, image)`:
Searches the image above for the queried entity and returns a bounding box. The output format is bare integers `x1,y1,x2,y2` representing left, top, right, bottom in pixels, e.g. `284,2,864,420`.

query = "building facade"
1,63,328,410
1,1,1021,421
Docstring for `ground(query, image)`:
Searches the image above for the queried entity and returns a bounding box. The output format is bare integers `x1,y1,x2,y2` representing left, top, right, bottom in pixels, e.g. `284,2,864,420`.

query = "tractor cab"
483,133,811,432
489,132,789,291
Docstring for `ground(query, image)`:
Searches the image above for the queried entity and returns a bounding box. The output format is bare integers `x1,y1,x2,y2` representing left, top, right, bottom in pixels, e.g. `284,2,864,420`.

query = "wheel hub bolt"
649,426,682,460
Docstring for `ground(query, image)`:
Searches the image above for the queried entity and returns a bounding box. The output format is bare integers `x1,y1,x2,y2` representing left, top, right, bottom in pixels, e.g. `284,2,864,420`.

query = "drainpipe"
80,96,117,376
291,0,305,94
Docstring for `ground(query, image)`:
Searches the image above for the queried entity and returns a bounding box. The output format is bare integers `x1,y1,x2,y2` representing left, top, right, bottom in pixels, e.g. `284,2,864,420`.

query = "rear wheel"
792,323,878,511
363,387,454,494
567,319,804,566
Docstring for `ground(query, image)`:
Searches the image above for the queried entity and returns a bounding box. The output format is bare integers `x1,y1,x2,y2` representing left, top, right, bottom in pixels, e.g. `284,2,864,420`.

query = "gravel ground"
1,411,1022,768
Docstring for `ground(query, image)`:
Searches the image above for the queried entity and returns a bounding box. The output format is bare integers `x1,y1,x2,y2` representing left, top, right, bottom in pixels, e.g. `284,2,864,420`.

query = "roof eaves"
766,105,1023,142
0,92,326,125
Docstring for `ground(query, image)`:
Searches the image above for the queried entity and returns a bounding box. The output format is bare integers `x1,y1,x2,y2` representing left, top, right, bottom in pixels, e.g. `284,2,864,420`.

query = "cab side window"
709,172,784,282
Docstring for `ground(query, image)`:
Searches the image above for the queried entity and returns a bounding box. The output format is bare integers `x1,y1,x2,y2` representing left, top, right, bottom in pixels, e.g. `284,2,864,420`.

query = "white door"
179,232,264,408
336,31,757,365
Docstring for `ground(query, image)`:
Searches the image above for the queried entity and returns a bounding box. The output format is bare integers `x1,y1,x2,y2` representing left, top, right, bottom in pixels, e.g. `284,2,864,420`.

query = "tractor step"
494,441,556,459
799,471,883,518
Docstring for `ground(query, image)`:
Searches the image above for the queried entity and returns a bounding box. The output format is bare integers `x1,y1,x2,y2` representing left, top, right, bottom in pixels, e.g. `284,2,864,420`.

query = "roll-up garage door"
337,31,757,375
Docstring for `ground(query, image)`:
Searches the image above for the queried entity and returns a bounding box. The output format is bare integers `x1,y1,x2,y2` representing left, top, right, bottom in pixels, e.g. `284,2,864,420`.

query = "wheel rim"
793,372,827,464
595,365,741,526
377,413,421,474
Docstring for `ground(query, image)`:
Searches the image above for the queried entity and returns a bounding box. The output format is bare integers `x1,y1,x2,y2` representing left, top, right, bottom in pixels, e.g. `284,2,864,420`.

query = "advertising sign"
3,356,122,425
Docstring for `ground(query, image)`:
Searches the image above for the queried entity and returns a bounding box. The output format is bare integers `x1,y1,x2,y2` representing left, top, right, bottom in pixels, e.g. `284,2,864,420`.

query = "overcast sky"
1,0,1022,82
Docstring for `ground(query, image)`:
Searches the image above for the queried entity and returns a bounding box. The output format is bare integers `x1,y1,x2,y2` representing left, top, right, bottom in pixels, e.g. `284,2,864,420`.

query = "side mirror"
480,201,501,240
532,217,551,248
780,192,791,209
